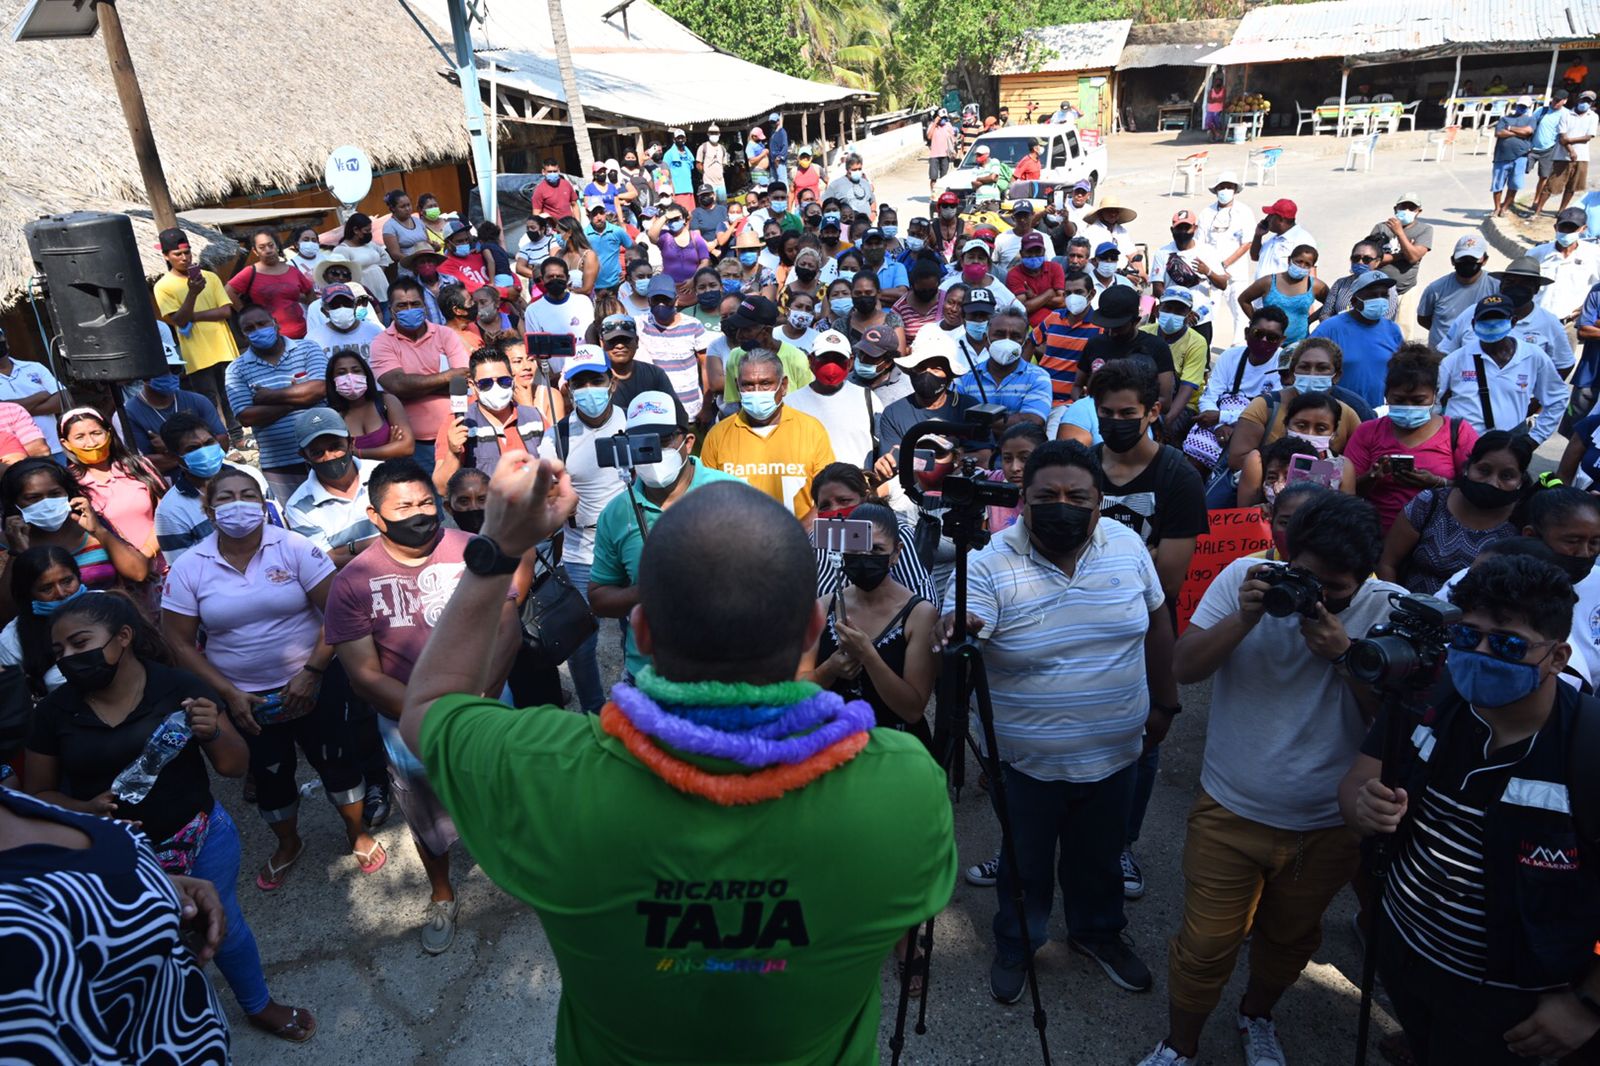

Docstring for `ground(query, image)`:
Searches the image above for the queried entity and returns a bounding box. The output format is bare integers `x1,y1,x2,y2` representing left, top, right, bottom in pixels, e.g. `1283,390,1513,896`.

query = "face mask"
1580,102,1593,114
1557,551,1598,583
740,390,780,421
1455,472,1522,510
864,249,885,267
312,453,353,482
543,278,569,299
708,134,720,144
854,357,885,379
1447,647,1543,707
987,338,1022,366
1021,256,1046,272
452,508,485,534
770,200,788,213
837,270,857,283
473,383,512,410
1263,480,1283,506
1395,209,1417,225
1387,404,1432,429
788,309,814,331
1358,297,1389,321
382,511,440,548
450,242,472,258
796,266,819,284
667,221,685,235
1157,312,1187,335
1453,258,1481,279
544,173,561,185
739,251,760,268
424,207,444,220
1289,430,1332,455
841,552,893,590
1501,284,1537,307
1065,293,1090,315
1094,260,1117,278
1295,374,1333,393
395,307,427,330
1101,416,1146,453
1246,335,1281,359
1171,228,1195,247
961,262,989,284
212,499,266,538
813,360,849,387
1285,262,1310,282
569,385,610,419
881,225,899,239
910,370,947,404
1323,591,1357,615
829,296,854,317
905,236,926,252
31,585,86,618
852,294,878,316
148,373,181,395
939,207,958,221
328,306,357,329
58,644,121,693
245,325,279,352
1216,188,1235,205
767,237,787,253
1028,502,1094,555
181,442,225,478
334,373,368,400
1558,230,1580,248
645,303,678,329
66,440,111,465
965,319,989,340
908,287,937,304
355,305,371,322
696,291,721,311
848,171,863,183
1474,317,1514,343
298,240,320,259
638,444,685,489
721,278,743,295
20,497,71,531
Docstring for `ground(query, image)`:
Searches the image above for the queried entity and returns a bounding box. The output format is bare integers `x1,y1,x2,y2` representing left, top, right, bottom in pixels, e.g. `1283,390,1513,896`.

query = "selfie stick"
886,419,1051,1066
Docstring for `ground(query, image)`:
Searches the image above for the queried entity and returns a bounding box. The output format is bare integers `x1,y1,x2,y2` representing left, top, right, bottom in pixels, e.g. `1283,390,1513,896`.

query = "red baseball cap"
937,190,960,206
1263,199,1298,220
1171,209,1196,225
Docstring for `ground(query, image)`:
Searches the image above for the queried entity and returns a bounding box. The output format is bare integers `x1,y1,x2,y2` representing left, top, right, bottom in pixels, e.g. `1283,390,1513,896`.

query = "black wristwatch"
1152,701,1183,717
463,535,520,576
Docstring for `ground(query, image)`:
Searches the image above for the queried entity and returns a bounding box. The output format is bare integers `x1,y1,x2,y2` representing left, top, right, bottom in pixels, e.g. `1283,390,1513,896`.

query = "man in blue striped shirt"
225,305,330,502
942,440,1178,1004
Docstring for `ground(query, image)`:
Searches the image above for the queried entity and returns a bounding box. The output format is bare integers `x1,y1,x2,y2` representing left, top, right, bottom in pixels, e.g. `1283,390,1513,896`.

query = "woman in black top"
23,592,318,1044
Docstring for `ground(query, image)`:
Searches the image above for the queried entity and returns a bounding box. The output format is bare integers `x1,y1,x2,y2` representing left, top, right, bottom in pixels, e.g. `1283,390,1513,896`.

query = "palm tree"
792,0,894,92
547,0,594,176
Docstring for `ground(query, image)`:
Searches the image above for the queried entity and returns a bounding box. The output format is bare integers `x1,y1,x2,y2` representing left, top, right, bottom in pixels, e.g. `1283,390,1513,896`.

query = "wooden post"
1338,66,1349,135
802,110,811,154
97,0,176,231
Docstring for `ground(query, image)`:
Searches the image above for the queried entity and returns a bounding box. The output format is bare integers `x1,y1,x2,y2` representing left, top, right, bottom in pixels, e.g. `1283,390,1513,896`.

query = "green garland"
634,665,819,708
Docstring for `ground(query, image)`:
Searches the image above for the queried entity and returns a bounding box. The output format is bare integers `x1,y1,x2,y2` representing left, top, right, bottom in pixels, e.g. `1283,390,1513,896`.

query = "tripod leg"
914,913,936,1035
888,916,931,1065
1354,694,1415,1066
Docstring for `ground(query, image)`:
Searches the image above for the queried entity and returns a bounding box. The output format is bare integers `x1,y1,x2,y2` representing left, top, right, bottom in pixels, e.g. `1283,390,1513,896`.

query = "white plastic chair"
1473,123,1495,155
1246,146,1282,185
1343,107,1372,137
1345,131,1380,171
1374,104,1402,135
1295,101,1318,136
1421,125,1459,162
1169,151,1207,195
1397,100,1420,131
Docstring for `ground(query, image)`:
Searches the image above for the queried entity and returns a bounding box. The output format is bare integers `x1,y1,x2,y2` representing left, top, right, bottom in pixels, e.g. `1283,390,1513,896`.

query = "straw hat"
1084,196,1137,225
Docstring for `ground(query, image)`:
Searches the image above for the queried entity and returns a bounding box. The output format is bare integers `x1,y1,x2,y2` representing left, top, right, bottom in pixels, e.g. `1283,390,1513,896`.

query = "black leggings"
246,661,366,822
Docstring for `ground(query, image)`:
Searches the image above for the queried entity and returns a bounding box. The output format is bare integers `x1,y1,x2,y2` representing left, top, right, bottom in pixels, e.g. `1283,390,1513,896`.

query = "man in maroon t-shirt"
1006,232,1067,327
325,458,521,954
530,159,578,221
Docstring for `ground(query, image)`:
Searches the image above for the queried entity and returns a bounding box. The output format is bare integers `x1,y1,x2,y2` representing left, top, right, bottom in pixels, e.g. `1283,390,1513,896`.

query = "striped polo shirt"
1029,309,1103,405
283,459,380,553
946,516,1162,783
636,314,709,419
955,359,1054,421
223,339,329,469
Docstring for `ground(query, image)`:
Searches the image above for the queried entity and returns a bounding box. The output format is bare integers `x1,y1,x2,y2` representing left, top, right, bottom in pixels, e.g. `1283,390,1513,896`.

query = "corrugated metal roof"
416,0,866,127
1197,0,1600,66
1121,41,1230,70
994,19,1134,75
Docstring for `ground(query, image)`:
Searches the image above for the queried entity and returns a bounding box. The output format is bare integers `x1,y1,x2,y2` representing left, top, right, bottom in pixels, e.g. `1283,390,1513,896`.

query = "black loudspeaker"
25,212,168,383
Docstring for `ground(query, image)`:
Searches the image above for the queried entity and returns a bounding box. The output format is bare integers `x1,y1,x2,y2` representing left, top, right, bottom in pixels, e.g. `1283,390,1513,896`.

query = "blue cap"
1094,241,1120,258
821,213,841,228
646,275,678,301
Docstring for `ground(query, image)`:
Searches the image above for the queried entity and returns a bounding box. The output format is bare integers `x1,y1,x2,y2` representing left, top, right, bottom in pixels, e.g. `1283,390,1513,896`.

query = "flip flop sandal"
254,843,305,891
354,840,387,875
248,1005,317,1044
896,951,926,1000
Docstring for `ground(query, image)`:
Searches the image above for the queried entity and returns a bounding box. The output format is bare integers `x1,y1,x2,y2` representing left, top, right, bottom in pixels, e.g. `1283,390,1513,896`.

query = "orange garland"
600,703,868,806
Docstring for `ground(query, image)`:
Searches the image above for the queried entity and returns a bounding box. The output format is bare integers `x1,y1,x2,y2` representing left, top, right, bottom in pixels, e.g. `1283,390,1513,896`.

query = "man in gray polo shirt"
1416,235,1497,348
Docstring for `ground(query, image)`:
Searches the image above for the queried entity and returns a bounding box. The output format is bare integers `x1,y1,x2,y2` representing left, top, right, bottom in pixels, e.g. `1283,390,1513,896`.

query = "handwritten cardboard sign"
1175,507,1273,632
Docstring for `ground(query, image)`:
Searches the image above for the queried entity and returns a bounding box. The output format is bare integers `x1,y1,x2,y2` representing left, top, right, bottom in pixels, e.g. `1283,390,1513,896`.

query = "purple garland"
610,684,873,768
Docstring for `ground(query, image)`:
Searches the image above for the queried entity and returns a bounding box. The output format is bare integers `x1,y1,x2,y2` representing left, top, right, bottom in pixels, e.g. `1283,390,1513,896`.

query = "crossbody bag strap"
1472,349,1497,431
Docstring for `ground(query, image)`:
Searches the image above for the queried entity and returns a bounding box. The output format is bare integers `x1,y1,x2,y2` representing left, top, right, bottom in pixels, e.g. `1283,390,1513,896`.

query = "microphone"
449,375,470,417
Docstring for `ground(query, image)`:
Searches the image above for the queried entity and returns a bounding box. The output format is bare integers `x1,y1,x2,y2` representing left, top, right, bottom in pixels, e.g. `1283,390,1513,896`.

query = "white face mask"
298,240,320,259
328,307,356,329
1065,293,1090,315
988,339,1022,365
1215,188,1235,205
637,442,685,488
709,134,720,143
1288,430,1332,455
478,384,515,411
1295,374,1333,393
1094,260,1117,278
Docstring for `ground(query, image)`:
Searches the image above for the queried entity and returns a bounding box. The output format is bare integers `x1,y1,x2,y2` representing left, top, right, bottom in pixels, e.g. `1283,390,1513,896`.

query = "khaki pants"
1167,790,1361,1015
1394,284,1423,342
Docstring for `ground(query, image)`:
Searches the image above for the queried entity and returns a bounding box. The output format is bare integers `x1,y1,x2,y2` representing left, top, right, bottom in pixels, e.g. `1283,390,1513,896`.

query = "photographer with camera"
1138,493,1403,1066
1341,555,1600,1065
939,440,1178,1004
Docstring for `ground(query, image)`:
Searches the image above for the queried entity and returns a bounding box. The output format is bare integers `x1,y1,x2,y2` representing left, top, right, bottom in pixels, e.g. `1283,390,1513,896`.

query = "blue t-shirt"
875,260,910,292
1533,106,1566,151
582,181,620,214
122,388,226,457
662,146,695,194
584,223,634,291
1309,312,1403,408
769,126,790,163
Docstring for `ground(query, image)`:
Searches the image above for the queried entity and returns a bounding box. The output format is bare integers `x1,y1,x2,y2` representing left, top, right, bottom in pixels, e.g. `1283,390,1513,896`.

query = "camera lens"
1347,635,1420,685
1261,586,1300,618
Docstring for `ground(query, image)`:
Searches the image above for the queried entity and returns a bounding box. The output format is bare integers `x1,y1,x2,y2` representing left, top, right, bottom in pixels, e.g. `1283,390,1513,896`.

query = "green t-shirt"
588,459,744,677
419,695,956,1065
722,341,815,404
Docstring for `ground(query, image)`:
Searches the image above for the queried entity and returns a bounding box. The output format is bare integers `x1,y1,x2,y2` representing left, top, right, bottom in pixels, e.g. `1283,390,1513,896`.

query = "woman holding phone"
159,467,381,890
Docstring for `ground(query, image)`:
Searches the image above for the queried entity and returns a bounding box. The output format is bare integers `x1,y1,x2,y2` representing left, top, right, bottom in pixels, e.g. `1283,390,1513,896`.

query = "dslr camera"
1346,593,1461,689
1261,565,1323,618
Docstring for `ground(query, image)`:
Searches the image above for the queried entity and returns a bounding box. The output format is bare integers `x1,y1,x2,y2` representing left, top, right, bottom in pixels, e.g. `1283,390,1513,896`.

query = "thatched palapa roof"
0,0,469,307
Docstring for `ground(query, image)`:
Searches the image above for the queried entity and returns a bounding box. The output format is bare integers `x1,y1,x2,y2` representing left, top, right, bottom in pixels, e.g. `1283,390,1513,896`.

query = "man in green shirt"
720,295,815,404
400,450,956,1065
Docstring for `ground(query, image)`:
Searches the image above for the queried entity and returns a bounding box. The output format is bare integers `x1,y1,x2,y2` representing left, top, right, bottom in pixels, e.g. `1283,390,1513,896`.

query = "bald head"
638,481,817,682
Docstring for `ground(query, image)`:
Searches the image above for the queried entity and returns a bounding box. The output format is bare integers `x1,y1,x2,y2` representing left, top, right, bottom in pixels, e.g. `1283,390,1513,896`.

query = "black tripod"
887,418,1051,1066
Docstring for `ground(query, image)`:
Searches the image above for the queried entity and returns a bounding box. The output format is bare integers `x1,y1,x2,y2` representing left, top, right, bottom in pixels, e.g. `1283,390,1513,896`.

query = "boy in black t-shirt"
1082,285,1176,407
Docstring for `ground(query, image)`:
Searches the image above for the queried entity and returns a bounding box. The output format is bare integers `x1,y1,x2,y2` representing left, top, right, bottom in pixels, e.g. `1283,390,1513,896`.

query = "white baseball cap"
625,391,681,434
812,329,850,358
895,324,972,376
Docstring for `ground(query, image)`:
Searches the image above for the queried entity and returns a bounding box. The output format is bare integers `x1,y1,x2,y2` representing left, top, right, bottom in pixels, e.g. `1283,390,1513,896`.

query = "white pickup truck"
933,122,1108,206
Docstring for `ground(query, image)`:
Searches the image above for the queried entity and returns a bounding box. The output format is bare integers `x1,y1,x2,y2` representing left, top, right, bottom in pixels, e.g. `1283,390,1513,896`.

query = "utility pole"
446,0,498,225
548,0,595,176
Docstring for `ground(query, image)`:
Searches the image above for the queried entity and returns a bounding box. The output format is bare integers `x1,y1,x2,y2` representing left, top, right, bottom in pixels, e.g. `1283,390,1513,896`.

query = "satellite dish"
325,145,373,206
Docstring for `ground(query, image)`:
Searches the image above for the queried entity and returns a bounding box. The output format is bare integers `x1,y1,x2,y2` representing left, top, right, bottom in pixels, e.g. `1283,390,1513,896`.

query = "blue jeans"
993,761,1135,963
411,443,436,477
1126,744,1160,846
561,561,606,712
191,803,272,1014
775,162,788,187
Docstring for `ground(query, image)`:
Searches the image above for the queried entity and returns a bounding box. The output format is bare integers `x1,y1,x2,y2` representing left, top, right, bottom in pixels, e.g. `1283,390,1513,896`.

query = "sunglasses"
1448,622,1555,663
1247,329,1282,343
475,376,514,391
325,270,352,280
1351,255,1379,264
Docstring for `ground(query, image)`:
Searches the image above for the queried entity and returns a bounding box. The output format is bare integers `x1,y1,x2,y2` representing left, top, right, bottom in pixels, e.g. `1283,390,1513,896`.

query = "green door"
1077,77,1102,132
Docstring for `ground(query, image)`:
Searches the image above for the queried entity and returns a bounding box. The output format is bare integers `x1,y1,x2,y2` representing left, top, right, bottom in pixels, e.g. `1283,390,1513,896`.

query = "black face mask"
1453,258,1481,279
719,315,737,336
543,278,569,299
58,644,120,693
1028,502,1094,556
1500,284,1537,307
842,552,894,591
1170,227,1195,247
1556,551,1598,584
1100,416,1146,454
312,454,353,483
795,266,819,283
766,237,786,252
453,508,485,533
382,512,441,549
851,294,878,316
910,370,947,404
912,286,940,302
1455,473,1523,511
1322,592,1356,615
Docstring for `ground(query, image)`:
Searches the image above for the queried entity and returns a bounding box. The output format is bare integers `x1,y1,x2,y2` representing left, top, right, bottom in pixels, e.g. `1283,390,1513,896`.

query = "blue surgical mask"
882,226,899,238
355,305,370,322
721,277,744,294
394,307,427,330
20,498,71,532
829,296,853,316
738,251,760,267
838,270,857,283
854,357,885,379
740,390,779,420
1285,262,1309,281
148,373,181,395
1387,404,1433,429
1395,209,1417,225
544,173,561,185
1359,297,1389,321
31,585,85,618
965,319,989,340
770,200,788,213
667,220,685,234
1557,230,1580,248
572,386,611,419
904,236,926,252
1295,374,1333,392
1580,102,1593,114
1156,312,1186,335
1475,317,1514,343
245,325,280,352
181,442,225,478
1021,256,1046,271
1446,647,1543,708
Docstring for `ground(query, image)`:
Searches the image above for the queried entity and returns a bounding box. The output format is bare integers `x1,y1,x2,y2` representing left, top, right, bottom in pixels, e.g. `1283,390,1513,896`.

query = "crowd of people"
1,102,1599,1066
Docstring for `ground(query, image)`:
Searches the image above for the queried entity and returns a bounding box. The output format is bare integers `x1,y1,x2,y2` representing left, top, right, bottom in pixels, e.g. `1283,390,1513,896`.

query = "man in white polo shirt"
941,440,1178,1005
1438,294,1568,443
283,408,379,568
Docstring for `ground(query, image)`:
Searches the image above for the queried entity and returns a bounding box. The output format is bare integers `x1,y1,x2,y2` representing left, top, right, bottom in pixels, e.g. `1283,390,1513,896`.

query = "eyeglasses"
475,376,514,390
1448,622,1555,663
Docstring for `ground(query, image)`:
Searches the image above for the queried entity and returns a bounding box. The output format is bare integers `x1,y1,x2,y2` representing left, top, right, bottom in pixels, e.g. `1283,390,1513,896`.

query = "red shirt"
1013,154,1041,182
227,265,313,338
791,164,823,198
1006,261,1066,327
530,178,577,221
438,255,492,291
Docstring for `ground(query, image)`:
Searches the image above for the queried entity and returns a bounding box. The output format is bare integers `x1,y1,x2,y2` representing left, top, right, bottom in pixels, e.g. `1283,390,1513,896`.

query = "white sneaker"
1238,1013,1286,1066
1135,1042,1196,1066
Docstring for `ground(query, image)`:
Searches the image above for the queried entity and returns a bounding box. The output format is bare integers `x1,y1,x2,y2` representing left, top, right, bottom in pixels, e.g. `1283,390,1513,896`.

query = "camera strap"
1470,349,1497,431
863,383,879,465
1571,693,1600,851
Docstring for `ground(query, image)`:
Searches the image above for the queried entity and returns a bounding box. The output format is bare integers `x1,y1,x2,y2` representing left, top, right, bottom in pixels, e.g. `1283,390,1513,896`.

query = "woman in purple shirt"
649,205,712,300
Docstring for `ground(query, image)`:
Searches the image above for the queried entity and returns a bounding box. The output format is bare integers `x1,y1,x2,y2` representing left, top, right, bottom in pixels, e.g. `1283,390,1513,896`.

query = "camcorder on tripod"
887,406,1053,1066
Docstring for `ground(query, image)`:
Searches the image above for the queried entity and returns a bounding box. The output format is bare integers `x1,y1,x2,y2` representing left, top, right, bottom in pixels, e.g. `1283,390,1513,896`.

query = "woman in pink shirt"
59,407,166,562
227,229,314,339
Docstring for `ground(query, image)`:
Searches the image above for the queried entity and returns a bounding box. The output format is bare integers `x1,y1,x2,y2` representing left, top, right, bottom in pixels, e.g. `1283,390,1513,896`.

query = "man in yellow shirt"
152,227,241,436
1140,287,1210,439
701,347,833,520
